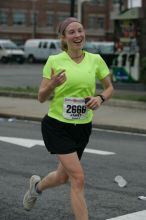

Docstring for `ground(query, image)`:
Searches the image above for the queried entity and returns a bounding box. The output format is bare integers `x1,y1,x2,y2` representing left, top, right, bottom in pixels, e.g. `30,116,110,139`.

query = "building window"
92,0,105,5
58,14,69,23
97,17,104,29
13,11,26,25
57,0,70,3
0,11,8,25
47,14,53,27
128,0,142,8
88,16,96,29
88,16,104,30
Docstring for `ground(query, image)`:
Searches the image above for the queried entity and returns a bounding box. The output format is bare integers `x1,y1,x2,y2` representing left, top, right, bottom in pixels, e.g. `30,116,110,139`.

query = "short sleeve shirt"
43,51,110,124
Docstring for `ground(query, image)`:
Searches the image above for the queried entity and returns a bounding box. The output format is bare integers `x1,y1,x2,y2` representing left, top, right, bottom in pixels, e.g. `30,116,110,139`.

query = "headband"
58,17,80,35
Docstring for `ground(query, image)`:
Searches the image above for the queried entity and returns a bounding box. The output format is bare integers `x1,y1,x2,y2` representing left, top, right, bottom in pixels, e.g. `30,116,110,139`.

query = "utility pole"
119,0,123,12
32,0,37,38
70,0,75,17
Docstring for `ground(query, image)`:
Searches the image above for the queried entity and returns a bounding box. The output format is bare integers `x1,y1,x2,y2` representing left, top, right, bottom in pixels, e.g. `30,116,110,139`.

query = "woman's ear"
60,34,68,51
61,34,66,42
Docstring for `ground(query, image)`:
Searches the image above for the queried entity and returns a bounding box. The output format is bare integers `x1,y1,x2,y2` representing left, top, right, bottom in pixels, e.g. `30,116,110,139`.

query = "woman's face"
63,22,85,51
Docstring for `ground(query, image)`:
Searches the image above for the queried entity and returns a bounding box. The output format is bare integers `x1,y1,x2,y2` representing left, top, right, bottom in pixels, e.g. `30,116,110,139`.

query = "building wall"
0,0,114,44
2,0,146,45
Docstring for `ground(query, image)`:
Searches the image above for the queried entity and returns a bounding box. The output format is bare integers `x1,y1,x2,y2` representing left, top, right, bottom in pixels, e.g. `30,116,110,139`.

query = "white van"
0,39,25,64
24,39,62,63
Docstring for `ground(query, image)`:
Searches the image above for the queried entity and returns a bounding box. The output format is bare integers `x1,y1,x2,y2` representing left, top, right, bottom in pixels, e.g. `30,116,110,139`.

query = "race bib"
63,97,87,120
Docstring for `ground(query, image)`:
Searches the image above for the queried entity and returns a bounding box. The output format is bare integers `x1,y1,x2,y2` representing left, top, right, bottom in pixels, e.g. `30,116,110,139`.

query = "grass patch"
0,86,146,102
0,86,38,98
0,86,38,93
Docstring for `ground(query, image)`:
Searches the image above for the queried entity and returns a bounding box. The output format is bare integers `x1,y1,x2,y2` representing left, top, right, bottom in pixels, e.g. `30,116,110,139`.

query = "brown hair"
60,39,68,51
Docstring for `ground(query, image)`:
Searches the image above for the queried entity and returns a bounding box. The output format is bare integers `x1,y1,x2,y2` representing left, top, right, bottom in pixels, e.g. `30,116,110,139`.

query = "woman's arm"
99,74,114,101
38,69,66,103
85,74,114,110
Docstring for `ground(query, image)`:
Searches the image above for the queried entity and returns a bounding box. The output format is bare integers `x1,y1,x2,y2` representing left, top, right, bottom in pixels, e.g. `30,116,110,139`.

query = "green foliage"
0,86,38,93
0,86,38,99
0,86,145,102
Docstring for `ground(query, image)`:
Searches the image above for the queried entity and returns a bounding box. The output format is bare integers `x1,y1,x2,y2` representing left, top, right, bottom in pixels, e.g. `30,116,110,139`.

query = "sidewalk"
0,96,146,133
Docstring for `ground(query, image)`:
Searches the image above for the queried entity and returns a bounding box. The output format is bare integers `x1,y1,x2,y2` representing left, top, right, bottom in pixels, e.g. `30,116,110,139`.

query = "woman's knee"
71,172,85,190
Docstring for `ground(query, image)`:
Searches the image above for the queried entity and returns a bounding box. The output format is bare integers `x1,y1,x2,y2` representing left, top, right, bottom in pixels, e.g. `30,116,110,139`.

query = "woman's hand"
50,68,67,88
85,96,102,110
85,74,114,110
38,68,67,103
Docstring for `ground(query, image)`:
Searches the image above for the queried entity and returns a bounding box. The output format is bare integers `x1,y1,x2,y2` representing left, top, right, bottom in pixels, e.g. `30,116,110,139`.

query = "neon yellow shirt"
43,51,109,124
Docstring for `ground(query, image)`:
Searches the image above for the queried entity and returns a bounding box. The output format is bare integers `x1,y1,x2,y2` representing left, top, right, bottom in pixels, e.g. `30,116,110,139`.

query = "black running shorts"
41,115,92,159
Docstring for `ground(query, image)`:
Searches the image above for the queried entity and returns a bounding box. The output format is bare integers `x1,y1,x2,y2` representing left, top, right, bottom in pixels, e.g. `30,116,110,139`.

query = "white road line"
0,136,115,155
0,136,44,148
107,210,146,220
93,127,146,137
85,148,115,155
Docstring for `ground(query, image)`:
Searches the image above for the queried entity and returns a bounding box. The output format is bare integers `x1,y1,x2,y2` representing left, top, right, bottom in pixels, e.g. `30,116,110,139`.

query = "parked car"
24,39,62,63
0,39,25,64
83,41,97,54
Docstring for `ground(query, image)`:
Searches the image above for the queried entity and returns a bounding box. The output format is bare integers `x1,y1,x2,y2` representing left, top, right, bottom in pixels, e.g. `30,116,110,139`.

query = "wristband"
97,94,105,103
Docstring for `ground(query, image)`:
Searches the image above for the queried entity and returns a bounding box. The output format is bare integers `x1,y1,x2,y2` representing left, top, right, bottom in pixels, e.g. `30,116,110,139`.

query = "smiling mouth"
73,40,83,44
74,41,83,46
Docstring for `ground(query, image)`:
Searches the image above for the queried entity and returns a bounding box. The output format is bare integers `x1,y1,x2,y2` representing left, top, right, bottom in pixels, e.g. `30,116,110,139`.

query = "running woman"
23,17,114,220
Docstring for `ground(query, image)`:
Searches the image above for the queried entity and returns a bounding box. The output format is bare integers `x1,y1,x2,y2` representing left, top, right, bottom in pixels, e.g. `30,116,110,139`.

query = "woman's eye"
69,31,74,34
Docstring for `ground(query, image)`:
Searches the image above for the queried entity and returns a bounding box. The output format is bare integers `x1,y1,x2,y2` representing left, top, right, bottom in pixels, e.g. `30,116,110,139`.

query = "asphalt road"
0,119,146,220
0,63,43,88
0,63,146,93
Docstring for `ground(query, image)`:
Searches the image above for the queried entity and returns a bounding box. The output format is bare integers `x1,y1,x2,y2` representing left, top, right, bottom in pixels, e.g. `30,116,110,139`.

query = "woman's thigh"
57,152,84,177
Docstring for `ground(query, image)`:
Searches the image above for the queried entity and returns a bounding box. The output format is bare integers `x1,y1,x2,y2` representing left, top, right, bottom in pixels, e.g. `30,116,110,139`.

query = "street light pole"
32,0,37,38
119,0,123,12
70,0,75,17
77,0,91,22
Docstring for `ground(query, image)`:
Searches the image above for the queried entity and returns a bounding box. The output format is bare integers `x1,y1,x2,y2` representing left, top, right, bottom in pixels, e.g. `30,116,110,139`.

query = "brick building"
0,0,116,45
0,0,145,46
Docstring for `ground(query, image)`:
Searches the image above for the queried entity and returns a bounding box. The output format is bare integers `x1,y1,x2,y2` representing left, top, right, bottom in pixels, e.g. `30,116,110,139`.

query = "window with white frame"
58,14,70,23
97,17,104,29
47,13,53,27
91,0,105,5
0,11,8,25
13,11,26,25
57,0,70,3
87,16,96,29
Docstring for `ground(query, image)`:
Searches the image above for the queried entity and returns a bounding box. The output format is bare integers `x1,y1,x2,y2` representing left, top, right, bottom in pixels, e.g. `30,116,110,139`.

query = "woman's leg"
37,162,69,191
23,162,69,211
58,152,88,220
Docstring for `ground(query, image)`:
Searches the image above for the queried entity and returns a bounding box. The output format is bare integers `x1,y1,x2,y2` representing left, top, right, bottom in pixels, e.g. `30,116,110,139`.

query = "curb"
0,113,41,122
1,113,146,134
0,92,146,109
106,99,146,110
92,123,146,134
1,93,146,110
